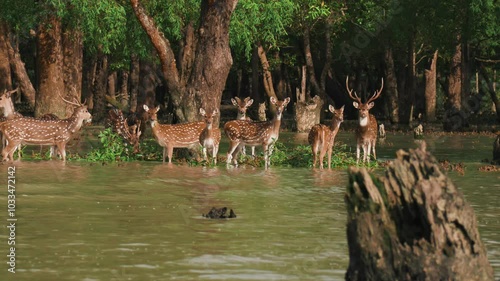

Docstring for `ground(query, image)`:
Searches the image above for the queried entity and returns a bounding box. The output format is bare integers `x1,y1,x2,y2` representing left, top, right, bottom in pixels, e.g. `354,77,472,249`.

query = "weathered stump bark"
294,95,323,133
345,142,493,281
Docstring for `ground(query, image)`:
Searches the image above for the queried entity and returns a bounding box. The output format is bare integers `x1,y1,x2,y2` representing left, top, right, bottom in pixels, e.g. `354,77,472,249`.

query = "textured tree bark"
257,41,278,115
0,21,12,92
91,52,109,123
444,41,464,131
129,55,140,112
384,46,399,123
130,0,237,126
62,28,83,117
479,65,500,122
295,66,322,133
424,50,438,122
345,142,494,281
35,15,66,118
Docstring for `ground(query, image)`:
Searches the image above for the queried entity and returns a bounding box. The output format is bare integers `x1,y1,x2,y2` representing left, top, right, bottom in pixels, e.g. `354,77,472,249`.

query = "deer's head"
200,108,218,129
270,97,291,120
346,77,383,125
59,94,92,123
0,89,17,117
143,104,160,124
330,105,345,126
231,97,253,118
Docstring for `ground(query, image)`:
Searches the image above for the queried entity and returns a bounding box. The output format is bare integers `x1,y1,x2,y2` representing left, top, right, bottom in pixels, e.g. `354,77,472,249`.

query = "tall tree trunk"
256,41,278,116
251,45,261,104
186,0,236,125
130,0,238,126
479,65,500,122
35,15,66,118
448,42,462,111
91,52,109,123
404,35,416,124
424,50,438,122
62,28,83,117
0,21,12,93
384,46,399,123
444,41,464,131
119,70,129,109
129,54,140,112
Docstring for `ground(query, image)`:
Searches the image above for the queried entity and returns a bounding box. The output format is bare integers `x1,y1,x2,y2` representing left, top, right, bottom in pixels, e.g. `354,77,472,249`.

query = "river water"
0,132,498,280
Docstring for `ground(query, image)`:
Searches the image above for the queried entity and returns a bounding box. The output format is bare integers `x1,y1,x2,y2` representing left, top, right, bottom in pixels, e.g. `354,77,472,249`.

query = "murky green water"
0,132,499,280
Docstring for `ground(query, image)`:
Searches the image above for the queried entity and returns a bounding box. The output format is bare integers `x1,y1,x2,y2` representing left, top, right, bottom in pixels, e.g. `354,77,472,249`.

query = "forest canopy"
0,0,498,130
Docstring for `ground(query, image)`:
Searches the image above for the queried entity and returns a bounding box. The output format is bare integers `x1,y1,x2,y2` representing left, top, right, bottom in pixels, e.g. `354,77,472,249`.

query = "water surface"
0,132,498,280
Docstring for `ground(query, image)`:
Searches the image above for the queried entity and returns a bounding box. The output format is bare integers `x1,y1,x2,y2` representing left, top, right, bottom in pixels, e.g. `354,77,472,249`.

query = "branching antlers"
346,77,384,163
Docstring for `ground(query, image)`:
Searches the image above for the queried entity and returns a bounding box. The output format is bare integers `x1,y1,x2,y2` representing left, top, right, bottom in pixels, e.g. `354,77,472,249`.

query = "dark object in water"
203,207,236,219
493,134,500,164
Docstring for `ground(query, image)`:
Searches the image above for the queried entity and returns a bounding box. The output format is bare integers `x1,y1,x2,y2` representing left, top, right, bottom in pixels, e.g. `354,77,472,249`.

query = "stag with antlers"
346,77,384,163
0,95,92,162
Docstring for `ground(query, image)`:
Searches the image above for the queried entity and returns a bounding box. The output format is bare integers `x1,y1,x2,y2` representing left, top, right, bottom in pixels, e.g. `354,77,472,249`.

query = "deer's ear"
246,99,254,107
340,105,345,112
329,105,335,113
199,108,206,116
353,102,359,109
283,97,291,106
155,106,160,113
143,104,149,111
231,98,238,106
367,102,375,109
270,96,278,105
213,108,219,115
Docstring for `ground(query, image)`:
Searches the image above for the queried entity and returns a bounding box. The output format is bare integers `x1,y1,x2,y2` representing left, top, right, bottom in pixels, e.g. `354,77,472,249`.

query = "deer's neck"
67,115,85,133
329,119,342,133
359,116,369,127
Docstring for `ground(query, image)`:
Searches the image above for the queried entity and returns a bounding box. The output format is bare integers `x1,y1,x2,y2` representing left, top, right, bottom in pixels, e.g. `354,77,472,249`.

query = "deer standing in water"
199,108,221,164
143,104,206,163
231,96,255,157
308,105,344,169
224,97,290,168
0,96,92,162
346,77,384,163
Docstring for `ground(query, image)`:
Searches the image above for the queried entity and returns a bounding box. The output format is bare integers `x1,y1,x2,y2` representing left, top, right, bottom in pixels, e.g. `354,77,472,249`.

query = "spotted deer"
231,96,255,157
224,97,290,168
346,77,384,163
143,104,206,163
108,109,142,153
0,97,92,162
308,105,344,169
0,89,27,158
199,108,221,164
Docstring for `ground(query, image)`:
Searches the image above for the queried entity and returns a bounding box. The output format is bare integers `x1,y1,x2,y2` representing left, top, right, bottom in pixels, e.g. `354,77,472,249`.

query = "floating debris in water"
203,207,236,219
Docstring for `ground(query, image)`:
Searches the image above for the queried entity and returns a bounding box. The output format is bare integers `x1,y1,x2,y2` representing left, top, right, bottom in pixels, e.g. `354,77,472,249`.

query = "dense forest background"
0,0,498,132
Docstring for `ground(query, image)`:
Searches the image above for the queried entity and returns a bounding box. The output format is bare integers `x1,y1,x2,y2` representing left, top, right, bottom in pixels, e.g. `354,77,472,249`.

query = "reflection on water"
0,132,498,280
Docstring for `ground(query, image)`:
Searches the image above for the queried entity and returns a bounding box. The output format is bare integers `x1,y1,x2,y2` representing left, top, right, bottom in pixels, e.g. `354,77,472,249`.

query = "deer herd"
0,76,384,168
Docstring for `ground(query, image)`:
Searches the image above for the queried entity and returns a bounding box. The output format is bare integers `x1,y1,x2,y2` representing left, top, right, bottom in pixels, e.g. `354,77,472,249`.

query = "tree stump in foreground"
345,142,494,281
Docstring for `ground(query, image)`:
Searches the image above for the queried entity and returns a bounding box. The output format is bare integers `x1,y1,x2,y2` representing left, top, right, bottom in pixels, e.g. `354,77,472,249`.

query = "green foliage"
229,141,378,169
85,128,136,162
230,0,296,60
